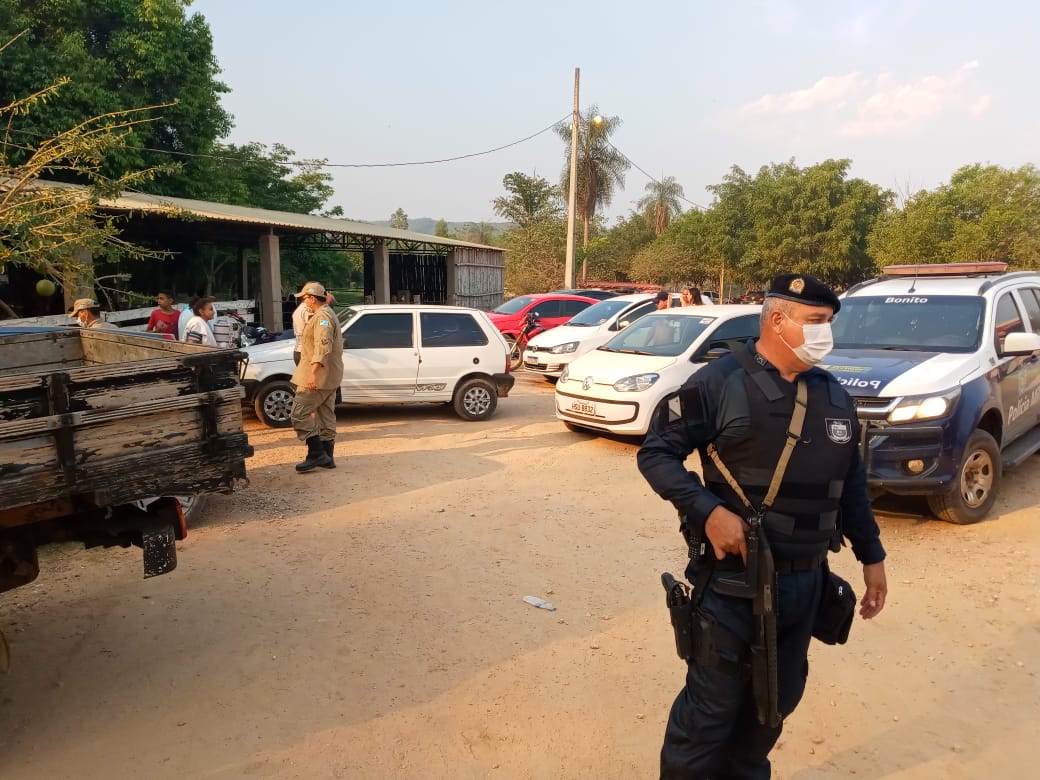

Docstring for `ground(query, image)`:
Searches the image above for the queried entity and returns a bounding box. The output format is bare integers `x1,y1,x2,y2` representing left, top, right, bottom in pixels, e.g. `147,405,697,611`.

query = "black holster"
662,573,695,661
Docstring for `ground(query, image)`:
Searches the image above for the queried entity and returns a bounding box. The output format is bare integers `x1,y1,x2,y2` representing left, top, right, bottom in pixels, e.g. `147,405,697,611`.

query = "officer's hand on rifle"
705,505,750,564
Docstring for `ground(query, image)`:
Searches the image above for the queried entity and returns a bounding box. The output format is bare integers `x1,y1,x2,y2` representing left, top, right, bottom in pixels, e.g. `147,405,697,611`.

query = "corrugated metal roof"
18,179,503,252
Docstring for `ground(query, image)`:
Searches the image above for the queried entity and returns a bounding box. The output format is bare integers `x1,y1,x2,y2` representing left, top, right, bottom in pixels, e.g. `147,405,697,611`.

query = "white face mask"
781,313,833,366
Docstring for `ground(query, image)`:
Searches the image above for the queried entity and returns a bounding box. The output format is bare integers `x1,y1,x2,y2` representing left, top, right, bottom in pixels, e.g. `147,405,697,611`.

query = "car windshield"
831,296,985,352
493,296,535,315
566,298,634,327
599,313,717,357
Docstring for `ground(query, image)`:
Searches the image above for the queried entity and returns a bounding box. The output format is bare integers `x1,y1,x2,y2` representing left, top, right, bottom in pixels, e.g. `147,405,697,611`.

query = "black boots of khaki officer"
296,435,332,473
321,439,335,469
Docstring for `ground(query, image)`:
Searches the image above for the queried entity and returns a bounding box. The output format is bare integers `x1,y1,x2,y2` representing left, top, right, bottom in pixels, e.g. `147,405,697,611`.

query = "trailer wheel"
926,430,1001,524
254,380,295,428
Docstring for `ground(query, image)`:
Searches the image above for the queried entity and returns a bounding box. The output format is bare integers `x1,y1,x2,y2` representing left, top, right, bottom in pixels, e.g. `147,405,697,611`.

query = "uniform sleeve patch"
319,319,330,326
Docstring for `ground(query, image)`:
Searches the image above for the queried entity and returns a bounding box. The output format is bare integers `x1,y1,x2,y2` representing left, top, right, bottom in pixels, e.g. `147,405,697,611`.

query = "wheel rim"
263,389,295,423
463,386,492,417
959,448,994,508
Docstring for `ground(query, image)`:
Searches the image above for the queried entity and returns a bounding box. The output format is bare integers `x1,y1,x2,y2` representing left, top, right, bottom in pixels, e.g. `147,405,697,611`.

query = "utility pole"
564,68,579,290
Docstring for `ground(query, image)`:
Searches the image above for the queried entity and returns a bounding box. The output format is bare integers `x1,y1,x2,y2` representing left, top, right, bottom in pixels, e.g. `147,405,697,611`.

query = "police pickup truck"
823,262,1040,524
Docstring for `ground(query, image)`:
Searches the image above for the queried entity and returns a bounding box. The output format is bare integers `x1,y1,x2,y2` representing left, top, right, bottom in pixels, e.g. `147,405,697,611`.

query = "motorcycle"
507,311,545,371
218,310,277,348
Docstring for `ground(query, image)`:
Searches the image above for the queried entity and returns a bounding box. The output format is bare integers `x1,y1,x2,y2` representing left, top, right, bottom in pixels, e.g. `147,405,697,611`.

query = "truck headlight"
549,341,579,354
887,389,960,423
613,373,660,392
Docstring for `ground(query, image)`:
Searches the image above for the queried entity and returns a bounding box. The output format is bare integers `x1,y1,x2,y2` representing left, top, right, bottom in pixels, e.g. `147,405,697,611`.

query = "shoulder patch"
318,319,330,327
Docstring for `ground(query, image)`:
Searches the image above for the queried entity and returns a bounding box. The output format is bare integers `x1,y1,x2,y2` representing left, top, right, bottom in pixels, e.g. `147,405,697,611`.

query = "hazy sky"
191,0,1037,224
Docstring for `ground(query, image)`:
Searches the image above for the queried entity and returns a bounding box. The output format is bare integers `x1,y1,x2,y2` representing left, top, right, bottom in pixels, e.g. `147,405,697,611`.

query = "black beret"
766,274,841,313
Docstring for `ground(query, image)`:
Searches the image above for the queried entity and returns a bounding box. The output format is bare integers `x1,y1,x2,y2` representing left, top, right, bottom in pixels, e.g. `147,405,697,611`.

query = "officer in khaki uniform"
289,282,344,472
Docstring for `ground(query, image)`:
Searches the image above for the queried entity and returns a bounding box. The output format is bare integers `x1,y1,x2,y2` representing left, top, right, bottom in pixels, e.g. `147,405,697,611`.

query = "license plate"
570,400,596,415
524,355,540,365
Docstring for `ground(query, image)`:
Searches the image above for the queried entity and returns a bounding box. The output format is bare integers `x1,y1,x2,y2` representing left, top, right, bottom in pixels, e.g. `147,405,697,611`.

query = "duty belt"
773,551,828,574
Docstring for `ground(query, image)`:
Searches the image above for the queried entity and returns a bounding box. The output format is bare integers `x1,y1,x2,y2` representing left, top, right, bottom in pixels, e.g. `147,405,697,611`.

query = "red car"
488,293,599,353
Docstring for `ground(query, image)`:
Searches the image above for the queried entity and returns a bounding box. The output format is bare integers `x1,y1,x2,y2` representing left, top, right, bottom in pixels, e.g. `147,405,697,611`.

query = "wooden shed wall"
450,248,505,310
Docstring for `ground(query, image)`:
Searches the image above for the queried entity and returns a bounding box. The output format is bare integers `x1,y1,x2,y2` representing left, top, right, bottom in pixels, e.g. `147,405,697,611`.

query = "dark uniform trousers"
660,566,825,780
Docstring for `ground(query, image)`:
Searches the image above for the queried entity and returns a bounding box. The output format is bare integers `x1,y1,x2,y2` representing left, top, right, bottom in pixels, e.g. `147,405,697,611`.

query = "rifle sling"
706,379,807,514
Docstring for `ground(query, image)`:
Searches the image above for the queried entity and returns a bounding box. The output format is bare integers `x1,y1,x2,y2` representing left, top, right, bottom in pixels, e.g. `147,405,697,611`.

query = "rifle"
714,512,780,728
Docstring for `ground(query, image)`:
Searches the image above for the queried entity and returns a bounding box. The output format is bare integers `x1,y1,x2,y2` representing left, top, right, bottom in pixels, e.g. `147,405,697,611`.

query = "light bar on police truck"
882,262,1008,277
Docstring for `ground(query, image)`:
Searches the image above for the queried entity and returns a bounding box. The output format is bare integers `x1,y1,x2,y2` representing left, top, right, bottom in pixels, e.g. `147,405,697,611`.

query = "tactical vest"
702,347,857,562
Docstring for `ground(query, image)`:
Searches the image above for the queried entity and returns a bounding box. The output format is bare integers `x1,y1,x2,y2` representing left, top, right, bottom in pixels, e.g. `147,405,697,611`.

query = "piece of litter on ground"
523,595,557,611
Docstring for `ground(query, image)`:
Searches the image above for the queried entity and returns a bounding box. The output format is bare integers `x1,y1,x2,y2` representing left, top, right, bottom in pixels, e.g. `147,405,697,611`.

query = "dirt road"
2,374,1038,779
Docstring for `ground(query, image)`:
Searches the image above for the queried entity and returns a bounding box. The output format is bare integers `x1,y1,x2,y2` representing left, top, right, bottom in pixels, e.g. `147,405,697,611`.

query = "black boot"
296,435,332,473
320,439,336,469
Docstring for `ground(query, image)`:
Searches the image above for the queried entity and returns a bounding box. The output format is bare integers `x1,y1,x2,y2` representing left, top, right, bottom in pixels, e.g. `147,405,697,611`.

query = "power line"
4,115,571,169
602,136,706,211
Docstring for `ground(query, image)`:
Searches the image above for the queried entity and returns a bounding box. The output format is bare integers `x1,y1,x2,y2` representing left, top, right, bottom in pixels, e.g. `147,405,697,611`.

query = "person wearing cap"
637,273,888,778
289,282,344,472
292,290,336,366
70,298,119,329
655,290,671,310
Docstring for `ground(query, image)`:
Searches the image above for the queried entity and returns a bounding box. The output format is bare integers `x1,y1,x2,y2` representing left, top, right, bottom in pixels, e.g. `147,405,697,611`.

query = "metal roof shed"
20,181,506,331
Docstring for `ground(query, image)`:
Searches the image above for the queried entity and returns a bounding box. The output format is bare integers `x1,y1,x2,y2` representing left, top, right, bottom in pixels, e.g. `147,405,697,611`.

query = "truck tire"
453,377,497,421
926,430,1001,524
254,380,295,428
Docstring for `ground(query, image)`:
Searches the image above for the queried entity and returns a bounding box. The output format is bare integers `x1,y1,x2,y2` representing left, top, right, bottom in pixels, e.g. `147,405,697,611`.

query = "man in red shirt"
147,291,181,339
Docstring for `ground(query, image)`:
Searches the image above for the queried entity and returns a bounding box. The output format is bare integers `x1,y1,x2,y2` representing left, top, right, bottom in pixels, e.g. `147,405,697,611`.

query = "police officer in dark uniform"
638,274,888,779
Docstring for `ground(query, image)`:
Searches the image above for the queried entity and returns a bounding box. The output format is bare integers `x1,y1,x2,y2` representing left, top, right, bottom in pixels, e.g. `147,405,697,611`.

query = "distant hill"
372,217,512,236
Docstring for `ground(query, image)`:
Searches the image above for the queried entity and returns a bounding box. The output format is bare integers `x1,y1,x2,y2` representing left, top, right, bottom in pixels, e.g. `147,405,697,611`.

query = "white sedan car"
555,305,762,436
521,292,681,379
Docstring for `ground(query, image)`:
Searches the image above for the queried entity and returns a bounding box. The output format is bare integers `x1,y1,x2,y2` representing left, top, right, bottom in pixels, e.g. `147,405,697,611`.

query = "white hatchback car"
555,305,762,435
242,304,515,427
521,293,680,379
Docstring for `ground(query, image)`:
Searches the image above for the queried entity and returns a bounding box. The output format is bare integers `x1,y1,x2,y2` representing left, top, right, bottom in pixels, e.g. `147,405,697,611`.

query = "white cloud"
840,60,981,136
742,72,864,116
969,95,992,116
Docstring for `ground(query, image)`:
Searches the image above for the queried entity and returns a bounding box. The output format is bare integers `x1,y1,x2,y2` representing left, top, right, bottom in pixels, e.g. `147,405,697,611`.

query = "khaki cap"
70,298,100,316
293,281,327,298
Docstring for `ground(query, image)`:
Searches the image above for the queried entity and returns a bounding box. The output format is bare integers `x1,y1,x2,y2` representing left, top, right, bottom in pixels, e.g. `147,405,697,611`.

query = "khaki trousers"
291,387,336,442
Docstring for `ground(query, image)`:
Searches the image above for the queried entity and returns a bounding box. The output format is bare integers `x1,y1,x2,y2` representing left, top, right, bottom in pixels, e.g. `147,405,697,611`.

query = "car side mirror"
692,347,730,364
618,320,631,329
1001,331,1040,356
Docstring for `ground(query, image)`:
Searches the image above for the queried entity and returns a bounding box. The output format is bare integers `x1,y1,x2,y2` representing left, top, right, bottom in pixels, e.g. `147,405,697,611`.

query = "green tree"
491,172,560,227
503,217,567,294
434,218,452,238
700,160,889,289
555,105,630,278
389,207,409,229
0,0,231,196
1,42,171,311
869,164,1040,270
581,212,656,282
636,176,685,235
187,142,336,214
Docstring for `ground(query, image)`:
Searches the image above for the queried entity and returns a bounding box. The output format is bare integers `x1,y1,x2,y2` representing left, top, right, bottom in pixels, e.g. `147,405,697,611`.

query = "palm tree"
637,176,685,235
556,105,630,280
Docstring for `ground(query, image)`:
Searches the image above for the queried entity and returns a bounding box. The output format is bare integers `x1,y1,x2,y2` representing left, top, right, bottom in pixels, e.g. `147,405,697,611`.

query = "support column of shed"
445,249,458,305
373,239,390,303
258,232,282,331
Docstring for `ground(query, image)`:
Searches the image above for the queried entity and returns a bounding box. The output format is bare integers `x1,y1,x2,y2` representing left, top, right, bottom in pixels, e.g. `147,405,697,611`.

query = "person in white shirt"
293,291,335,364
181,296,218,347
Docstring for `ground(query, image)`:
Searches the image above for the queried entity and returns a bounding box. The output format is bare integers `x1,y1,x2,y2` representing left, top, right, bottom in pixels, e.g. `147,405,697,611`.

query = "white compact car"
242,304,515,426
555,305,762,435
521,293,678,379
